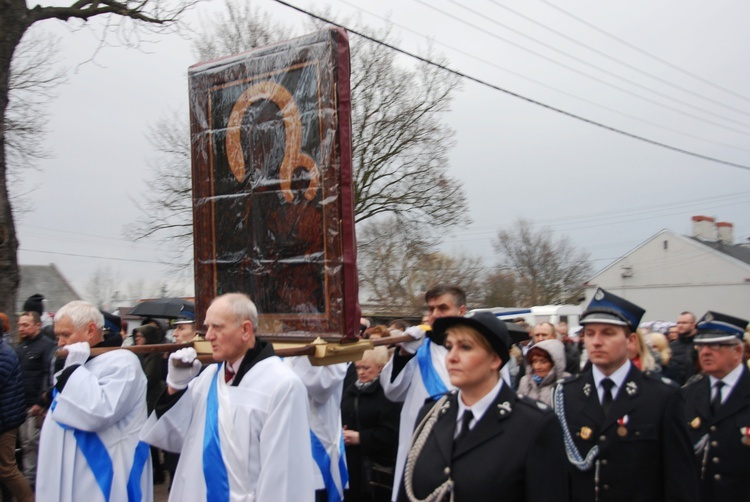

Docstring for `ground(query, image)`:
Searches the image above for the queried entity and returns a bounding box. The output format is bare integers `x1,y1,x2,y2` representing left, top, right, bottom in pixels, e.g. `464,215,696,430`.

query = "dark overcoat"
556,365,698,502
682,366,750,502
397,384,568,502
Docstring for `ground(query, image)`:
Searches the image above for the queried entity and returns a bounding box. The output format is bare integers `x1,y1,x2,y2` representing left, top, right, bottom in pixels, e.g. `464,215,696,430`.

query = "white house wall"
585,230,750,322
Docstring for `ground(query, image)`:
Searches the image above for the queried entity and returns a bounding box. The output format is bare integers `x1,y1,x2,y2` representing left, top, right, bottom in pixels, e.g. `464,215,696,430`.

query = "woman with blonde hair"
398,312,567,501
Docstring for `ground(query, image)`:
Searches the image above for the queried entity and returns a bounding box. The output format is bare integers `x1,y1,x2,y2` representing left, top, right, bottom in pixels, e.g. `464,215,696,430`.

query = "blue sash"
52,388,151,501
417,339,448,398
53,389,114,501
311,431,343,502
338,433,348,490
126,441,150,502
73,429,114,501
203,367,230,501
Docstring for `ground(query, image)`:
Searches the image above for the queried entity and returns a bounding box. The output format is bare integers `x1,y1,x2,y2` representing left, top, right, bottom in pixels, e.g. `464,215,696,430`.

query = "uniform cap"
431,311,511,368
694,311,748,345
173,311,196,325
580,288,645,331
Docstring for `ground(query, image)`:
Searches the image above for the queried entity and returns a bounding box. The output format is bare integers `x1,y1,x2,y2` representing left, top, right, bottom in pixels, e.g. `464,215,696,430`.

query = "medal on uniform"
580,426,592,440
741,427,750,446
617,415,629,437
691,417,701,429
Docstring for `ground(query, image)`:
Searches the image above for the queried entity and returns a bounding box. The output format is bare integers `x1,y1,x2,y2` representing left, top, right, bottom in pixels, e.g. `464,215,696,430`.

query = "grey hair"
361,346,389,367
212,293,259,327
55,301,104,331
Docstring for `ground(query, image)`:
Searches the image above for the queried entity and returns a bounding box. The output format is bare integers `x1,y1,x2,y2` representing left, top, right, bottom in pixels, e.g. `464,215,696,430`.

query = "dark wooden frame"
188,29,359,341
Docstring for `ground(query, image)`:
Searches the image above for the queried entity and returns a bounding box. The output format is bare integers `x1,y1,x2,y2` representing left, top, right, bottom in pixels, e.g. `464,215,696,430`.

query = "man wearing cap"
682,311,750,501
398,311,568,501
171,313,198,343
553,288,698,502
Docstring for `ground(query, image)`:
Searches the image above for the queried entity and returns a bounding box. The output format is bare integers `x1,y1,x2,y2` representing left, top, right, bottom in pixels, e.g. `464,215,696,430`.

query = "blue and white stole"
310,430,348,502
203,363,253,502
51,389,150,502
416,338,449,398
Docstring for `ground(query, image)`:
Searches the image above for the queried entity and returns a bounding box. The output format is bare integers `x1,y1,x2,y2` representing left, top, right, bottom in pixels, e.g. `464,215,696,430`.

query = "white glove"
399,325,426,354
167,348,201,390
64,342,90,368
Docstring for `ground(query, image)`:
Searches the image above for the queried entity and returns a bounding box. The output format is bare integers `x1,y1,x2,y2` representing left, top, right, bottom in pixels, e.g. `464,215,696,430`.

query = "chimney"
691,215,716,241
716,222,734,244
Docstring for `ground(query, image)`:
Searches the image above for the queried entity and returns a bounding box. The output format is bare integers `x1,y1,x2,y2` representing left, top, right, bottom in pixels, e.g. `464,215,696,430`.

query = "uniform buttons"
714,474,721,481
603,484,610,490
712,457,719,464
601,460,608,466
634,431,641,437
443,467,450,476
710,426,717,432
599,435,607,442
711,441,718,447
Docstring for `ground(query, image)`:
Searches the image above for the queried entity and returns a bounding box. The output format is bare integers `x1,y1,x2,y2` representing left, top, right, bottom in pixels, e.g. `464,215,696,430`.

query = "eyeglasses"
695,343,737,351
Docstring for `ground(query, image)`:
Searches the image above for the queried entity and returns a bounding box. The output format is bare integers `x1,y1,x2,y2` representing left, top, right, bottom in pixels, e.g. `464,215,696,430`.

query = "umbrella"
129,298,195,320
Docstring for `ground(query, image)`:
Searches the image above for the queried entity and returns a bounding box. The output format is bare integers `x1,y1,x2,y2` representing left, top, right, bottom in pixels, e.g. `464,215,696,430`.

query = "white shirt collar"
456,376,504,432
709,362,744,401
592,360,632,400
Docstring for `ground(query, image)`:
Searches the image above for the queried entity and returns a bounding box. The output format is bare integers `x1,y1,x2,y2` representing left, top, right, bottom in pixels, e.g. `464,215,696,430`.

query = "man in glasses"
682,311,750,502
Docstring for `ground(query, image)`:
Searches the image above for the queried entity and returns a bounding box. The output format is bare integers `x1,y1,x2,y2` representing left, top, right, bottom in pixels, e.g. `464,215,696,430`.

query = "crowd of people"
0,286,749,501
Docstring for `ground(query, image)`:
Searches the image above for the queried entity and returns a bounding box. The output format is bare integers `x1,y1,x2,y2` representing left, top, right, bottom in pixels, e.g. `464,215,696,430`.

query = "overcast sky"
15,0,750,304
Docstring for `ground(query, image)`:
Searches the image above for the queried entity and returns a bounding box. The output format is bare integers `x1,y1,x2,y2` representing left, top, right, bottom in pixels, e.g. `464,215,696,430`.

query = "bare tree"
0,0,196,324
478,269,520,308
6,26,66,215
358,216,485,315
85,265,121,310
129,1,468,270
492,218,592,305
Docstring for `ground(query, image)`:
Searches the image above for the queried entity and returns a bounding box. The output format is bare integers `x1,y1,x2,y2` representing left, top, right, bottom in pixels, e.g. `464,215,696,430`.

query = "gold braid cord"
404,395,454,502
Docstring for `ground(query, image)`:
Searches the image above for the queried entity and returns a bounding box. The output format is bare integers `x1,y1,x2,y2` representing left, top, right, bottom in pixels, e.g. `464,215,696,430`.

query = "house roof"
17,264,82,313
588,229,750,283
692,238,750,266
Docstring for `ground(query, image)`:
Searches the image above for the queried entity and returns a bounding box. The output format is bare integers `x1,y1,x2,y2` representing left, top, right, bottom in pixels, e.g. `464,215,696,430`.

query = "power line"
20,247,175,265
416,0,750,136
331,0,750,154
538,0,750,105
480,0,750,118
269,0,750,171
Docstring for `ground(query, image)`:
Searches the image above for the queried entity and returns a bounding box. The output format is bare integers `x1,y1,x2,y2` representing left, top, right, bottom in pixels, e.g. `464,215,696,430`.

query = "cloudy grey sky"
16,0,750,303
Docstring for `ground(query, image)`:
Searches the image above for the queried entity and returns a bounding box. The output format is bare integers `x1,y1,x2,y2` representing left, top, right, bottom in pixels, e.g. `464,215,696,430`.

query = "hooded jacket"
517,339,569,407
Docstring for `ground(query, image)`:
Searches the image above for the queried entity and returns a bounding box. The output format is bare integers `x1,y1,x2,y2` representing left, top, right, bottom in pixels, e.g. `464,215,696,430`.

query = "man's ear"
241,320,255,342
86,321,99,342
458,305,467,316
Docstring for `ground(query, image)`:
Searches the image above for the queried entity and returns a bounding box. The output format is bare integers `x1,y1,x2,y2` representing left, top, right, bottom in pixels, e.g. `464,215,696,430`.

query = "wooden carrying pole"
54,334,419,366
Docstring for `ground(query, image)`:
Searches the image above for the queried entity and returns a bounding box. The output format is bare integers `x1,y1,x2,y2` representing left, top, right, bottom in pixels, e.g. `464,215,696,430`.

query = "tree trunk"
0,1,33,318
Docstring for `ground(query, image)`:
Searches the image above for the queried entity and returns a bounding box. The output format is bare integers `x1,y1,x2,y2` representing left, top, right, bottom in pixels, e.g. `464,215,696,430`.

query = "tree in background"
6,27,66,216
357,216,485,316
128,0,468,270
0,0,194,326
492,218,591,305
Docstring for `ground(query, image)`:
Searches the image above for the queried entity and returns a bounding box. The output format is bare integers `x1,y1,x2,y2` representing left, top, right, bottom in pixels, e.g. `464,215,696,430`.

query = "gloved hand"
64,342,90,368
166,348,201,390
399,325,426,354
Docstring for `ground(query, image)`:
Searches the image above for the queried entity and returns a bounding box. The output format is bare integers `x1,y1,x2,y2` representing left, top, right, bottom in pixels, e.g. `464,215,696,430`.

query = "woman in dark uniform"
398,312,569,502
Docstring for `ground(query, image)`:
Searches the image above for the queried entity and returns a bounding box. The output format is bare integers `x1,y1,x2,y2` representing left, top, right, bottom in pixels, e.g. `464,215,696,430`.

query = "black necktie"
710,381,724,415
601,378,615,416
455,410,474,446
